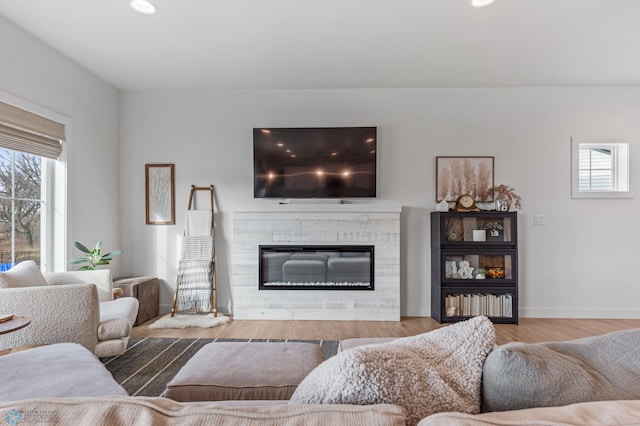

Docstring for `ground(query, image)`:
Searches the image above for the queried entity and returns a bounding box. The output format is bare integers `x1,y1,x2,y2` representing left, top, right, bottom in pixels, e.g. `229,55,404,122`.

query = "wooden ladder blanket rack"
171,185,217,317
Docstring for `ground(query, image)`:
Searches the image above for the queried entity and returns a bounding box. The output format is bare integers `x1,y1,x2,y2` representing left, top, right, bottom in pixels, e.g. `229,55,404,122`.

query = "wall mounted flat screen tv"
253,127,377,199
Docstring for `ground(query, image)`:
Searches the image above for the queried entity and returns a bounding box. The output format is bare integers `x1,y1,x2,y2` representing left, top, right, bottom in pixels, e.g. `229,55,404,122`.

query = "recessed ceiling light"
471,0,495,7
130,0,156,15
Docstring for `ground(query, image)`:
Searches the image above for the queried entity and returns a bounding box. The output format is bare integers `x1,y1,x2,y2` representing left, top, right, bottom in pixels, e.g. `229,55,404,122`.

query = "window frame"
0,90,69,272
571,139,632,199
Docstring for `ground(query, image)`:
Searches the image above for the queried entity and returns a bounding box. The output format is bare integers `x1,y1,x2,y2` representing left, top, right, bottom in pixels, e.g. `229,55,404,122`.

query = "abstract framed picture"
145,163,175,225
436,156,494,202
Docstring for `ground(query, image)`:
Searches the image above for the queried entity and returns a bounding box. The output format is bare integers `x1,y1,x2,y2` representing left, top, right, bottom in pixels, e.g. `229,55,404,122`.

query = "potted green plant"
69,241,123,270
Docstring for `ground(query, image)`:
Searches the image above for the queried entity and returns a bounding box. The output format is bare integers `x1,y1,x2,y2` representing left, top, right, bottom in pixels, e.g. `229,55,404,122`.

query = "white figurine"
458,260,474,279
445,260,457,278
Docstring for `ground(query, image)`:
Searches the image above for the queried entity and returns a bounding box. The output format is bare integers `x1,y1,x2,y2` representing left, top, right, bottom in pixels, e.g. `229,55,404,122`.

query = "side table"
113,276,159,326
0,315,31,356
0,315,30,335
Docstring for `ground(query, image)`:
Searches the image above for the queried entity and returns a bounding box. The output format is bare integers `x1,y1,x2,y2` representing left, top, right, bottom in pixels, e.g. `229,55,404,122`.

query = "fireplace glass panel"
259,245,374,290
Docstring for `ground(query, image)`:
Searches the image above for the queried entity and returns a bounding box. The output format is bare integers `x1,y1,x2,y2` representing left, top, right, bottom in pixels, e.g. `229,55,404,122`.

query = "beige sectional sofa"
2,317,640,425
2,397,640,425
420,401,640,425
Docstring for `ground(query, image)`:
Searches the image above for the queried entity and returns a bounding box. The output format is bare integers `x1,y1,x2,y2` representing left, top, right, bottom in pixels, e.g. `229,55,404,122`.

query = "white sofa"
0,261,138,358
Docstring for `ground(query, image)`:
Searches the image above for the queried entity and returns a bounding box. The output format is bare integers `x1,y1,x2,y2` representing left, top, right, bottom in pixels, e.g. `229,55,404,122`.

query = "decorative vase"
486,227,504,241
495,198,509,212
472,230,486,241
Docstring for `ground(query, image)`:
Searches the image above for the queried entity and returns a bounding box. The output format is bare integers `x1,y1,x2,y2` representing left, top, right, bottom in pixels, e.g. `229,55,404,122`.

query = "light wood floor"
132,316,640,346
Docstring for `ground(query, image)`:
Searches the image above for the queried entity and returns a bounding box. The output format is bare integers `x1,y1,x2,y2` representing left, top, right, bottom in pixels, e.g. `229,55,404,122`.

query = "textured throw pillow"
482,327,640,412
290,316,496,426
0,260,48,288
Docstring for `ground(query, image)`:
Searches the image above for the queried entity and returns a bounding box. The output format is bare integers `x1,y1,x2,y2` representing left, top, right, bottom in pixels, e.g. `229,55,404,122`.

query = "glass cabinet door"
441,214,515,244
442,251,516,283
444,290,514,319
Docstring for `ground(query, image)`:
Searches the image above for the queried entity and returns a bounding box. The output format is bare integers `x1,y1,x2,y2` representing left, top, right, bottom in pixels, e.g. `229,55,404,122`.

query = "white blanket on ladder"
177,235,214,312
176,259,213,312
180,235,214,260
185,210,212,236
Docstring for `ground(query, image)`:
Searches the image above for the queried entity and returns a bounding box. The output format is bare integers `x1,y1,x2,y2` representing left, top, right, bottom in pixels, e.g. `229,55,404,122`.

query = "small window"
571,139,631,198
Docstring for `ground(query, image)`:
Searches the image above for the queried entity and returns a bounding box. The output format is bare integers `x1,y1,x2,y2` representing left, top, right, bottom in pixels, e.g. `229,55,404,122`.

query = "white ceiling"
1,0,639,91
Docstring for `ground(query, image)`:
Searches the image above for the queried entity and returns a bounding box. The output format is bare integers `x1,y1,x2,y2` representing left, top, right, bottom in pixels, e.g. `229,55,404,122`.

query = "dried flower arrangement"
487,184,522,210
481,221,504,231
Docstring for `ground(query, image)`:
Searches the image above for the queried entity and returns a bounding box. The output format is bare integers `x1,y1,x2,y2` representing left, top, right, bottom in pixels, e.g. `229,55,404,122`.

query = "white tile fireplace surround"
232,204,401,321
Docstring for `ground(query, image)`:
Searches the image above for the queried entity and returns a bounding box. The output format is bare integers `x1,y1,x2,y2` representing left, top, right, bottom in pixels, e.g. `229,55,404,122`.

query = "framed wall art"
145,163,175,225
436,156,494,202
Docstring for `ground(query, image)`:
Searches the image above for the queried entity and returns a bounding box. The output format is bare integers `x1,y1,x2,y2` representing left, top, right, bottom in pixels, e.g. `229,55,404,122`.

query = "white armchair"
0,261,138,358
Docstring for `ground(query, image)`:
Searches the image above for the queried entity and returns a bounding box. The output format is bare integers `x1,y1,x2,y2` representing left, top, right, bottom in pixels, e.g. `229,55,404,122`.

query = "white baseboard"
520,307,640,319
403,306,430,317
161,305,640,320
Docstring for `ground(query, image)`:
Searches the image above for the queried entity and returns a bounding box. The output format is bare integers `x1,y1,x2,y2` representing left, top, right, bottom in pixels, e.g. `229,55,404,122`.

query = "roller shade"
0,101,65,159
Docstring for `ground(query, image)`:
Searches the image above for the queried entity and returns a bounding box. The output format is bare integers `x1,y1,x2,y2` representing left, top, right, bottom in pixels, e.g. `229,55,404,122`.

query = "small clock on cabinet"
454,194,480,212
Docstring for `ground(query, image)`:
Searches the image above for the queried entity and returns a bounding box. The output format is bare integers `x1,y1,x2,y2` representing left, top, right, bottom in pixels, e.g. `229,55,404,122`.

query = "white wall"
120,88,640,318
4,11,639,320
0,16,121,274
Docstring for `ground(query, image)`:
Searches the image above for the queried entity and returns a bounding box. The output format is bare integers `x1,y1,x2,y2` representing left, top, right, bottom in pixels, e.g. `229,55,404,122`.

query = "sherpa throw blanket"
290,316,496,426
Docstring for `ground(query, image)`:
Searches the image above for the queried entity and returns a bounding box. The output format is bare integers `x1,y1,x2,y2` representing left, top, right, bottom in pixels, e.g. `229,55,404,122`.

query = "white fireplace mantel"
233,201,402,213
231,203,401,321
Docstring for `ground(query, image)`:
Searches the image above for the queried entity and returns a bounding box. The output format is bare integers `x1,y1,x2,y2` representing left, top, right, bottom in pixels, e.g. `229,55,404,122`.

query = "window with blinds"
0,99,66,270
0,101,65,159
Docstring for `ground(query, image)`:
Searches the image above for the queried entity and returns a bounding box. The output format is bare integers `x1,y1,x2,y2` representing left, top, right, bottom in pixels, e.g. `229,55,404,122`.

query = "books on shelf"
445,293,512,318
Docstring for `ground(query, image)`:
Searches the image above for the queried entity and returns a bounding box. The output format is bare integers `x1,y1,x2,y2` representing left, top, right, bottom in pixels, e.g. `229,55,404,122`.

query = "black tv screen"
253,127,377,199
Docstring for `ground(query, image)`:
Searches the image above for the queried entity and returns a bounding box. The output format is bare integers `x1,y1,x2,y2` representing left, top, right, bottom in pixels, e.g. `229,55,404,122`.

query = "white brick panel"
232,207,400,321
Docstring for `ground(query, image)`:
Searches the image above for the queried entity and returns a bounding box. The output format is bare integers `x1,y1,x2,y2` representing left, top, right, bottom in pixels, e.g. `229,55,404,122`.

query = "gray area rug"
101,338,339,397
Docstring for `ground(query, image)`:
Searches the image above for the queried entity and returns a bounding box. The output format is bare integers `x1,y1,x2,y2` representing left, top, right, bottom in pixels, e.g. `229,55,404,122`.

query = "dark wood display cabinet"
431,211,518,324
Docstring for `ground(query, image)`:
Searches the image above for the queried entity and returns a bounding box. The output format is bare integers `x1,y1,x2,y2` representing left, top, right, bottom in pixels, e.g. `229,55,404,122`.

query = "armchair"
0,261,138,358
